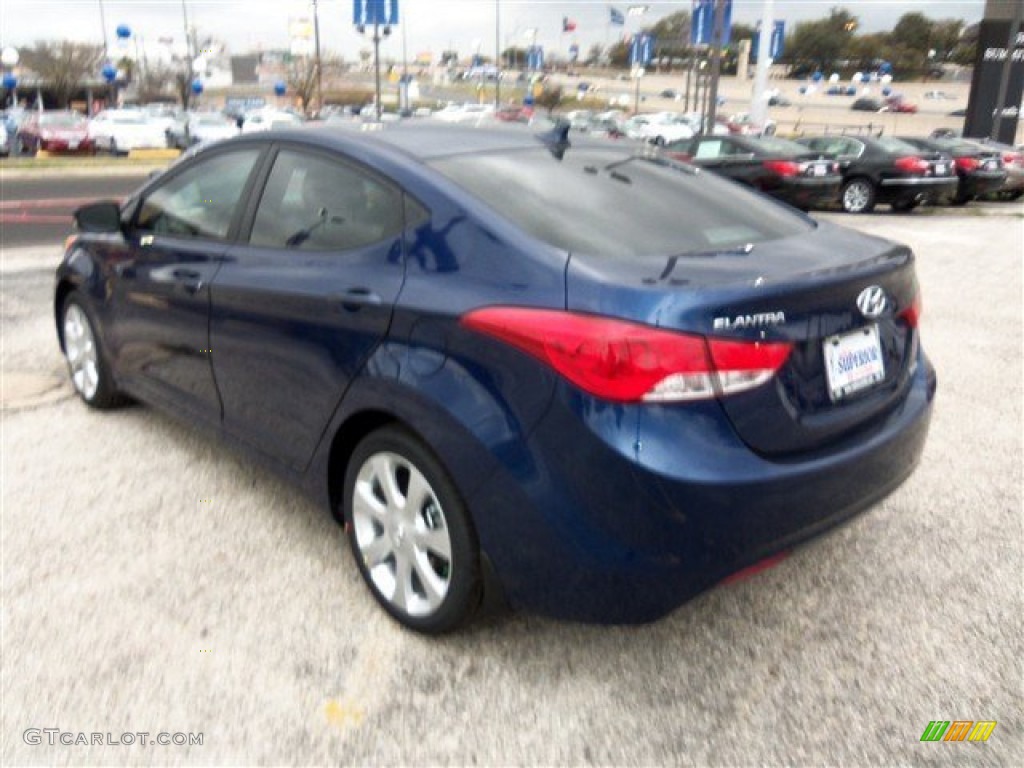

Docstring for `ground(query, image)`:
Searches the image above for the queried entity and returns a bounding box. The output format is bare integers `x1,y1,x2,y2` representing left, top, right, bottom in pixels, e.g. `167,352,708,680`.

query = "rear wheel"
61,294,127,409
841,178,876,213
996,189,1023,202
343,426,481,634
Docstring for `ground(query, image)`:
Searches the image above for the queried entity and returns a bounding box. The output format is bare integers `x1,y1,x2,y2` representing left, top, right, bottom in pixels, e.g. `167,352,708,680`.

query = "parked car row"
658,130,1022,213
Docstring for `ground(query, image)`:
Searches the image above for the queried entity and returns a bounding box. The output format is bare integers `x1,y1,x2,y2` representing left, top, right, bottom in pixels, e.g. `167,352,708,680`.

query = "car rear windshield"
429,147,812,258
753,136,813,156
876,137,923,155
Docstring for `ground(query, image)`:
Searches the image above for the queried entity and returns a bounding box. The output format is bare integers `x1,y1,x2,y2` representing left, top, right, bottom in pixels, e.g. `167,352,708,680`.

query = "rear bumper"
878,176,958,203
962,171,1008,198
469,350,936,624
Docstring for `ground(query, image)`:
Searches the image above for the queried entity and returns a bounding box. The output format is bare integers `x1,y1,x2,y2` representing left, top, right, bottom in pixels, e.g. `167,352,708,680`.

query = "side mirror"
74,201,122,234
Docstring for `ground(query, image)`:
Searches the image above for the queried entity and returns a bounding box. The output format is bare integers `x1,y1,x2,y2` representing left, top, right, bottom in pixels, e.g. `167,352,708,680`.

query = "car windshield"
876,137,923,155
40,113,84,127
430,147,812,259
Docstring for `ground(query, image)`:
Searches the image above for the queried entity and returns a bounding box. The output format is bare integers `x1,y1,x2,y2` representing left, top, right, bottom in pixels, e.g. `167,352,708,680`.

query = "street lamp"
312,0,323,114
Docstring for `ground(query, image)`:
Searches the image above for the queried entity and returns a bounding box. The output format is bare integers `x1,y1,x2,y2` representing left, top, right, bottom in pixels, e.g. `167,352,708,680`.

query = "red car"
16,110,95,155
884,97,918,114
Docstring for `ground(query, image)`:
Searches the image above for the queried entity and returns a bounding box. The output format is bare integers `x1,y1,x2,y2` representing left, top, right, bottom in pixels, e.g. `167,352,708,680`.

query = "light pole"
181,0,194,109
495,0,500,107
98,0,110,59
312,0,323,114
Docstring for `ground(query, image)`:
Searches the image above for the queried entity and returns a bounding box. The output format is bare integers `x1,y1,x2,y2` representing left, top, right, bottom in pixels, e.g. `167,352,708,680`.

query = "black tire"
841,177,876,213
343,425,481,634
60,293,127,409
996,189,1023,202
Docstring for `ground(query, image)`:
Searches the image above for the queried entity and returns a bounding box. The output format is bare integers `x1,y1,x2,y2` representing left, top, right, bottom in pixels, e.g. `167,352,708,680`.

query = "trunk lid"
566,221,920,455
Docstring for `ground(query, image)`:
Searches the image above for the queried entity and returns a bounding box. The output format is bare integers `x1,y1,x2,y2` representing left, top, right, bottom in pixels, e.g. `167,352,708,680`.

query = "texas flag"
563,17,577,32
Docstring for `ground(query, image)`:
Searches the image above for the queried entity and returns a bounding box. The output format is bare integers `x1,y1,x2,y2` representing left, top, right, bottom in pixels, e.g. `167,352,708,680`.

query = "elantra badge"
856,286,887,319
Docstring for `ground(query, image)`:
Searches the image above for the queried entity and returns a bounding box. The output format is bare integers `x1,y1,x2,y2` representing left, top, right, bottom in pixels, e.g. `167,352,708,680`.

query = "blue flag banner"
751,20,785,61
629,33,656,66
691,0,732,46
354,0,399,26
610,7,625,26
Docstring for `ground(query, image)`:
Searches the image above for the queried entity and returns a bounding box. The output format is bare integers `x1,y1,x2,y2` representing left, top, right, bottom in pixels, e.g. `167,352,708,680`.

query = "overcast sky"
1,1,987,64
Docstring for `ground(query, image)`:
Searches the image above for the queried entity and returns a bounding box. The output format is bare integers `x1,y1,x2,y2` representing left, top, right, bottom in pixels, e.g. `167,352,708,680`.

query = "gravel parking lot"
2,206,1021,765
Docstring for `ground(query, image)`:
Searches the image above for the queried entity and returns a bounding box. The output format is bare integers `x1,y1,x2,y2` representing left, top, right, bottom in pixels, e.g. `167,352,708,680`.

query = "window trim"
129,143,270,244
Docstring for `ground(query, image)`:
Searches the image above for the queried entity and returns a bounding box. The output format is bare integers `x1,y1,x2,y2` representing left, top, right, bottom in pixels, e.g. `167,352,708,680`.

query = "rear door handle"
338,287,382,311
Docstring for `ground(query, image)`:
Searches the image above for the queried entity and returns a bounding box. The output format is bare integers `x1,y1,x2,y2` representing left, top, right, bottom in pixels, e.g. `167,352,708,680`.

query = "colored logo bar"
920,721,997,742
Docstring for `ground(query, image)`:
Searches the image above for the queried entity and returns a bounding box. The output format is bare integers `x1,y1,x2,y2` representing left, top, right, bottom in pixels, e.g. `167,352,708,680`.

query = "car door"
111,145,265,423
209,146,412,470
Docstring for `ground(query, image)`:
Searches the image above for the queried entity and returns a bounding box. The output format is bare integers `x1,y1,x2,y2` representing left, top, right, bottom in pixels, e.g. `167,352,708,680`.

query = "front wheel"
61,295,127,409
343,426,481,634
841,178,876,213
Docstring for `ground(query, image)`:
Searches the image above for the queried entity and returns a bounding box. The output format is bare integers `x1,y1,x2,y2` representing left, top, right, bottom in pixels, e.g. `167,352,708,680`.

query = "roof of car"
275,121,581,162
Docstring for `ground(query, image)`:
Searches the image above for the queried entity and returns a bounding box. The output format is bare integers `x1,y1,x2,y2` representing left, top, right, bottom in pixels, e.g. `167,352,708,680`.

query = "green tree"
783,7,859,71
607,40,630,68
502,47,527,68
21,41,104,107
930,19,965,60
585,43,604,66
892,12,932,53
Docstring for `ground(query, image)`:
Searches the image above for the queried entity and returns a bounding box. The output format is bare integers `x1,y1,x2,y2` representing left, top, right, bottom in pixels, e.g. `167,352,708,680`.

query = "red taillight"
460,308,792,403
1003,152,1022,167
894,156,929,173
955,156,981,172
762,160,800,177
900,294,922,328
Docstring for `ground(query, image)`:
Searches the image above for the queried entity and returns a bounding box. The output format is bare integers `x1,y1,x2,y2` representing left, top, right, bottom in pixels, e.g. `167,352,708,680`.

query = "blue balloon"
2,74,17,90
845,85,857,96
882,86,892,97
812,70,823,82
116,24,131,39
879,61,893,75
191,79,204,95
101,63,117,82
859,72,870,83
274,81,287,96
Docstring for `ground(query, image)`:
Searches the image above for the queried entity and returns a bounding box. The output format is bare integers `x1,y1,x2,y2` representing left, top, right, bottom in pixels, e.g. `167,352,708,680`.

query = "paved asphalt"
1,200,1021,765
0,171,151,248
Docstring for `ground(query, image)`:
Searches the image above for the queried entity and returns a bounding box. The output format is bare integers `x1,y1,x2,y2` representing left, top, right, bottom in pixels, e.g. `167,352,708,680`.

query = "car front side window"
248,149,403,251
135,149,261,240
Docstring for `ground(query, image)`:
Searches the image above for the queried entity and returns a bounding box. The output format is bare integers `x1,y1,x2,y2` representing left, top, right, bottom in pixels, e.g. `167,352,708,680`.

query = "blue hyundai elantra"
55,122,935,633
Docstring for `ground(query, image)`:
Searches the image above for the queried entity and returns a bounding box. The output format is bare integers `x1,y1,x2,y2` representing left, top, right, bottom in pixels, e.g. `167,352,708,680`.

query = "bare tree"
287,54,343,115
135,62,179,103
21,41,104,107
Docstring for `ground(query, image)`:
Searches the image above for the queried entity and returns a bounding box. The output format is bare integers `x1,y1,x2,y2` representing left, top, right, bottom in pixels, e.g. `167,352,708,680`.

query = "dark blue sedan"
55,123,936,633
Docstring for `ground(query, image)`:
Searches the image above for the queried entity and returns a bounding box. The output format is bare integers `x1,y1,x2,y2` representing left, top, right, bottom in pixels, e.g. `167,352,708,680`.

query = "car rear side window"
248,149,404,251
135,148,261,240
430,148,812,258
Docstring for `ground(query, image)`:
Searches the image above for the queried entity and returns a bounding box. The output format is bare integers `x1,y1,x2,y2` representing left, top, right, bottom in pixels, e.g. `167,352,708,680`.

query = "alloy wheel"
350,451,454,617
63,303,100,400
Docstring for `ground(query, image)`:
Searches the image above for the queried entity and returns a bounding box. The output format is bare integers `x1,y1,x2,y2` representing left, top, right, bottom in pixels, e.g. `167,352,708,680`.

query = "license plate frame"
824,324,886,402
